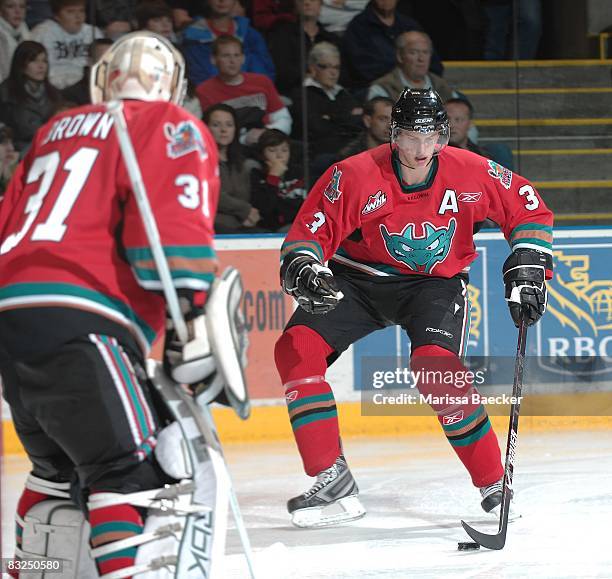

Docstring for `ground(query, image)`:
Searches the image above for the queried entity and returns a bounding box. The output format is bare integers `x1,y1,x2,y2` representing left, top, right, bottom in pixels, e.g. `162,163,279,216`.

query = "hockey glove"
502,249,548,327
164,314,216,385
281,252,343,314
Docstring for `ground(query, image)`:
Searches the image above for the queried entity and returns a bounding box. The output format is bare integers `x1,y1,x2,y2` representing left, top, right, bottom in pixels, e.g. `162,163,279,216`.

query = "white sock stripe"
25,474,71,498
283,375,325,390
89,334,143,449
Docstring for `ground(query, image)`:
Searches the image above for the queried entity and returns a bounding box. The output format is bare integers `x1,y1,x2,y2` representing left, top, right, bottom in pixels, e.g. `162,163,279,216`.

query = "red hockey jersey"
281,145,553,279
0,100,219,355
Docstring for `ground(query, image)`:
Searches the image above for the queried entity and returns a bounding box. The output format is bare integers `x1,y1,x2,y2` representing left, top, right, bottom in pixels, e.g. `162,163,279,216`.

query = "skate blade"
487,505,522,523
291,495,366,528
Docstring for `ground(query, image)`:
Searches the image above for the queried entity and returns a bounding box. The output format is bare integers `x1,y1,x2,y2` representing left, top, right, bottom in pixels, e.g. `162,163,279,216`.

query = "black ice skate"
288,455,366,528
480,479,520,521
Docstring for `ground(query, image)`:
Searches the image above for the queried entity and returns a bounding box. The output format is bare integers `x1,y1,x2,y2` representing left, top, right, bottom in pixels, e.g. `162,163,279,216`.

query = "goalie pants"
275,268,504,487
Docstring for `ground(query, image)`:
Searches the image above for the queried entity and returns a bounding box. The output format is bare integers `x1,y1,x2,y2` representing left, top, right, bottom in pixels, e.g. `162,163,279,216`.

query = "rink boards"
2,228,612,452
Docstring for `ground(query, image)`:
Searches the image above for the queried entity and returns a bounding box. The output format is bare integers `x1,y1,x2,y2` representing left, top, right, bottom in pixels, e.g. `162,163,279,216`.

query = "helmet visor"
391,125,450,156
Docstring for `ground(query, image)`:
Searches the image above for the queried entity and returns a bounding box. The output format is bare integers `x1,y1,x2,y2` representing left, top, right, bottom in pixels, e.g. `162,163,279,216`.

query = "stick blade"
460,520,507,550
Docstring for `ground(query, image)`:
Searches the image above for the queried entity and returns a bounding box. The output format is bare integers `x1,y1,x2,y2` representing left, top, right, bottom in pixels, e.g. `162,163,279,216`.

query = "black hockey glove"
281,252,343,314
502,249,548,327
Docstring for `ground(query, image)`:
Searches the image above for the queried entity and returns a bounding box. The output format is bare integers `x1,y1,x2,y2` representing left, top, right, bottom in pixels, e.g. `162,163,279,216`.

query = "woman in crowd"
0,40,60,151
203,103,262,233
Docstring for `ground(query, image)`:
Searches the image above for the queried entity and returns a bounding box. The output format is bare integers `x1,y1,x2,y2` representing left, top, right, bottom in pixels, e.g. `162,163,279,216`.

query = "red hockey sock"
275,326,340,476
412,345,503,487
89,493,144,578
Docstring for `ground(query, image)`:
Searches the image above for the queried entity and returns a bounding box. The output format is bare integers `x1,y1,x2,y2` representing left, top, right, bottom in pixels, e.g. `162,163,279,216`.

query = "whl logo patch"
164,120,207,160
362,190,387,215
487,160,512,190
381,218,456,274
443,410,464,426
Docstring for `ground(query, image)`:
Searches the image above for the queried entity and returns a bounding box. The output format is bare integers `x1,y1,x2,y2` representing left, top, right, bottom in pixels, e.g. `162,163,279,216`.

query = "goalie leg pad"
202,267,250,419
16,476,97,579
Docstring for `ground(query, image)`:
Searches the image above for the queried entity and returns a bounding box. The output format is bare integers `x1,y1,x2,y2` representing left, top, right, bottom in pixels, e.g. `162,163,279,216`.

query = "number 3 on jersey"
1,147,99,255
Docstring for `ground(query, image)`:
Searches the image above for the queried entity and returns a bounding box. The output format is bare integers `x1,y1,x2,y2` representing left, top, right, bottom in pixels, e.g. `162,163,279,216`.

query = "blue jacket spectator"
181,0,275,86
343,0,442,88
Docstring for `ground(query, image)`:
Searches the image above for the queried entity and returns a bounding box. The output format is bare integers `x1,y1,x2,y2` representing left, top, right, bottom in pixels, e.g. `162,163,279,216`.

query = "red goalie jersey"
0,100,219,357
281,145,553,279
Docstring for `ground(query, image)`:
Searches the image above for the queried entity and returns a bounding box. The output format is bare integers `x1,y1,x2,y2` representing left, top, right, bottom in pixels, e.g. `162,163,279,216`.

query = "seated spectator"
92,0,139,40
135,0,176,42
0,41,61,151
267,0,340,97
250,128,307,232
197,35,291,146
250,0,295,34
319,0,367,35
61,37,112,105
181,0,275,86
0,122,19,196
339,95,392,158
31,0,103,89
203,103,262,233
0,0,31,82
342,0,442,89
290,41,362,174
167,0,200,30
368,30,455,102
445,96,514,170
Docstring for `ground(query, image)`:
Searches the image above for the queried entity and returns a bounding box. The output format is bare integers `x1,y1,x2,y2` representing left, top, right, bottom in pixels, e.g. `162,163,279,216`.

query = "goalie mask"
90,31,186,105
390,88,450,157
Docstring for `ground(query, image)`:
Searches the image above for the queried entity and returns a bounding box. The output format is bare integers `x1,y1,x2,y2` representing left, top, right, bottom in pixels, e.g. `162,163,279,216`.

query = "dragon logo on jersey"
164,120,207,160
362,190,387,215
323,166,343,203
487,160,512,190
380,218,456,274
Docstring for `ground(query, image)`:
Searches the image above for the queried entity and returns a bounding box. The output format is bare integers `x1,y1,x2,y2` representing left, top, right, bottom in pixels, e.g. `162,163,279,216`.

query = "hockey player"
275,88,552,527
0,32,220,576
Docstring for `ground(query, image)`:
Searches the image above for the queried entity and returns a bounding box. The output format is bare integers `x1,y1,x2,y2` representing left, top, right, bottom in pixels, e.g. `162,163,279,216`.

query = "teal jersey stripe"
281,241,324,262
96,547,138,564
125,245,216,260
103,337,150,440
288,392,334,411
448,420,491,447
292,408,338,430
510,223,553,235
133,268,215,283
511,237,552,249
442,405,485,433
0,282,156,344
90,521,143,538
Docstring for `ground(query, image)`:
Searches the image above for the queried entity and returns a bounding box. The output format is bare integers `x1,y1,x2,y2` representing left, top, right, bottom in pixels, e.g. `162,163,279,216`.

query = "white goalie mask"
90,31,186,105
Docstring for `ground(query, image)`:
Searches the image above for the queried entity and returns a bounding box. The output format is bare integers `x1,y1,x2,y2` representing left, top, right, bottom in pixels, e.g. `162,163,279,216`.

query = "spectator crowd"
0,0,538,230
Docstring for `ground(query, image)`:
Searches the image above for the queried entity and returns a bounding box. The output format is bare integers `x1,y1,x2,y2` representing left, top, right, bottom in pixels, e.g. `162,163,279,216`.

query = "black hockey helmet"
390,88,450,154
391,88,448,132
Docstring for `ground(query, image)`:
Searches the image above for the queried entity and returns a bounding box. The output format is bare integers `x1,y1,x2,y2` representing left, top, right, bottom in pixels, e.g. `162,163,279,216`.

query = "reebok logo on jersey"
458,192,482,203
426,327,454,338
442,410,464,425
164,120,207,160
362,190,387,215
285,390,298,402
487,160,512,190
380,218,456,274
323,166,343,203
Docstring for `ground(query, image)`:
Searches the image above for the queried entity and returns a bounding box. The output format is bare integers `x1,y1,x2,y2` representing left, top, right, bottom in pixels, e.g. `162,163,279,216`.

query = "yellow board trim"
555,213,612,221
533,180,612,189
514,149,612,156
3,394,612,454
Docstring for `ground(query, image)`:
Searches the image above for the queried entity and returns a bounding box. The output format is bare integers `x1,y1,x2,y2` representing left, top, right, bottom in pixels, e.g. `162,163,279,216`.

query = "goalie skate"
288,456,366,528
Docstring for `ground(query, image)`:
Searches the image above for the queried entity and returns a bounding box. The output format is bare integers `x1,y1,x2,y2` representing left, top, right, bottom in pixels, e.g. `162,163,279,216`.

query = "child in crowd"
250,129,307,232
32,0,102,89
0,0,31,82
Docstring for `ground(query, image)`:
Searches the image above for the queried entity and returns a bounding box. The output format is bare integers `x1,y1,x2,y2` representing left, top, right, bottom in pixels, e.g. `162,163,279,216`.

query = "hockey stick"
460,316,528,550
106,100,258,578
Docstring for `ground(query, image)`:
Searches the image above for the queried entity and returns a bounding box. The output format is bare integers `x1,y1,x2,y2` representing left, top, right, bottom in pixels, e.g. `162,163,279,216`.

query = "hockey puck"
457,542,480,551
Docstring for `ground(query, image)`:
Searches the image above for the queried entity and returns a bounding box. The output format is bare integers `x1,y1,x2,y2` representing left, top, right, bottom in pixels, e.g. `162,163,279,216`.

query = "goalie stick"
460,317,527,550
106,100,258,578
